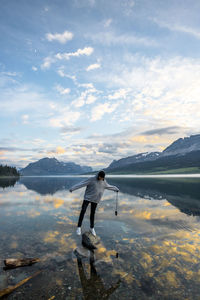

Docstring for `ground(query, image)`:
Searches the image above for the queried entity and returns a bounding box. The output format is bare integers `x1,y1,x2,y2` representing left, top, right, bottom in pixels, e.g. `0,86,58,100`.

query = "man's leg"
90,202,97,228
78,200,90,227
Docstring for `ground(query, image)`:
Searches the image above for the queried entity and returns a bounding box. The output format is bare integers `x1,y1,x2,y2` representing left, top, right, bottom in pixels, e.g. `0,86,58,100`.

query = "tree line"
0,164,20,176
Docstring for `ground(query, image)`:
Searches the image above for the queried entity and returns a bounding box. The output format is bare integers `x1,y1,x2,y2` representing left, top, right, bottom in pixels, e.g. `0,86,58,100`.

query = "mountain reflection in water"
1,176,200,299
11,176,200,217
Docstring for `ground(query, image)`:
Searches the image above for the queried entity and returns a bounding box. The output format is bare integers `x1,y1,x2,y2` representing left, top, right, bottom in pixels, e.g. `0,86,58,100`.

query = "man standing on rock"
69,170,119,236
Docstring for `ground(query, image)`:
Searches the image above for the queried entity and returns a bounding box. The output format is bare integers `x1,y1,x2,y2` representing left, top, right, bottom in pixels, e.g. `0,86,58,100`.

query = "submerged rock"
82,231,100,250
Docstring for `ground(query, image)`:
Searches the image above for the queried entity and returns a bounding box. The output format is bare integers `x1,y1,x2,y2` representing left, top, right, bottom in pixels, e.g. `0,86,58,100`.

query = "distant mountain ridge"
20,134,200,176
162,134,200,156
20,157,92,175
105,134,200,174
108,152,161,170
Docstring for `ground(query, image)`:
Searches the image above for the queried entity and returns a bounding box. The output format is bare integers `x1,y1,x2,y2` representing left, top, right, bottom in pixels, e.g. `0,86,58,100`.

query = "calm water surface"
0,176,200,299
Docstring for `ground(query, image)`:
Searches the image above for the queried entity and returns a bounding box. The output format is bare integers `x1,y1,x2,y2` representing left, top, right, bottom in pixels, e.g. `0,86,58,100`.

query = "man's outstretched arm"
69,177,92,192
104,180,119,192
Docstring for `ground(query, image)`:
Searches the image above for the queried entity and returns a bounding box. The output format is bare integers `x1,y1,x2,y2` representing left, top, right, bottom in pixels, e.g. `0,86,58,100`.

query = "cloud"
98,143,118,154
86,31,157,47
22,114,29,124
71,84,99,107
91,102,119,121
32,66,38,71
0,83,50,115
87,127,134,140
0,147,40,152
72,94,97,107
85,94,97,104
86,63,101,71
72,97,85,108
84,123,187,163
79,83,94,89
104,19,112,28
141,126,182,136
45,30,73,43
0,71,18,88
55,84,70,95
122,0,135,16
1,71,17,77
152,18,200,39
74,0,95,7
55,146,66,154
60,125,83,133
49,110,81,127
41,47,94,69
41,56,56,70
57,68,77,83
88,0,95,5
93,55,200,132
0,75,81,135
31,138,46,145
108,88,128,100
55,47,94,60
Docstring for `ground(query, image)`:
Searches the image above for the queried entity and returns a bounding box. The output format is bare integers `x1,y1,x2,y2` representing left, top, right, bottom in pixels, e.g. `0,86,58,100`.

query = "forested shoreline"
0,164,20,177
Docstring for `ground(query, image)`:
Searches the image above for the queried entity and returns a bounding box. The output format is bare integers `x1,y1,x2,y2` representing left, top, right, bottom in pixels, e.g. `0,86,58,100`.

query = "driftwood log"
0,270,41,298
4,258,40,270
82,231,100,250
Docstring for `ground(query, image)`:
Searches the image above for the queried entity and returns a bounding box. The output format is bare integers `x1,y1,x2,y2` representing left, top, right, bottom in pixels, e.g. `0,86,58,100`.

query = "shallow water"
0,176,200,299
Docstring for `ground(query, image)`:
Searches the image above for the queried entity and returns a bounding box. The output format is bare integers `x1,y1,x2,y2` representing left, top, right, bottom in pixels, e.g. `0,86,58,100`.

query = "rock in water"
82,231,100,250
4,258,40,269
73,246,90,259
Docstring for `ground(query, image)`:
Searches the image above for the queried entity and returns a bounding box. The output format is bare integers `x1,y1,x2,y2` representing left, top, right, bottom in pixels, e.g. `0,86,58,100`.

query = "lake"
0,175,200,299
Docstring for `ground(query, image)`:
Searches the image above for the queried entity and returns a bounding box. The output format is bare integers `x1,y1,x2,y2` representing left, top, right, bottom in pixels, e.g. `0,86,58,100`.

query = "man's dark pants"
78,200,97,228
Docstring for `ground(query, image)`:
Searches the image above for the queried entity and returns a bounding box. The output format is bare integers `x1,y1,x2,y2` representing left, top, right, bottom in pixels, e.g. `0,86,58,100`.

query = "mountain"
20,157,92,175
108,152,161,170
105,134,200,174
162,134,200,156
106,150,200,174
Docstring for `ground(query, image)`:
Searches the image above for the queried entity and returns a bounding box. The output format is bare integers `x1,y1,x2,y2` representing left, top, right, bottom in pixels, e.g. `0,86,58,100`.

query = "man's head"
97,170,105,181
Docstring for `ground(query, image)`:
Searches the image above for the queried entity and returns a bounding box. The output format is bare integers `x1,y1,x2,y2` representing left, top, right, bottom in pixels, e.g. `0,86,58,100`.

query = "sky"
1,0,200,170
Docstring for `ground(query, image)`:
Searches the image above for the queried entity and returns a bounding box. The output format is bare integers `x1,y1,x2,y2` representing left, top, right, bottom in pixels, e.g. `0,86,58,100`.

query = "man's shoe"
76,227,81,235
90,228,96,237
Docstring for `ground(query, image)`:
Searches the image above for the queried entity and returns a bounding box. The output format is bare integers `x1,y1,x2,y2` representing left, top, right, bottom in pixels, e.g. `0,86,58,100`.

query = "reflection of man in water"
77,252,120,300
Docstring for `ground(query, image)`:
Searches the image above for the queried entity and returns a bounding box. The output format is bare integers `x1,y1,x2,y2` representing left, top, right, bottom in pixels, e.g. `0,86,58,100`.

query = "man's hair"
97,170,105,180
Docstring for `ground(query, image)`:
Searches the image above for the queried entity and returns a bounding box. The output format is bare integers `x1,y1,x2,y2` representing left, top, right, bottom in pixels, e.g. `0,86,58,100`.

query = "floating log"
4,258,40,270
82,231,100,250
0,270,41,298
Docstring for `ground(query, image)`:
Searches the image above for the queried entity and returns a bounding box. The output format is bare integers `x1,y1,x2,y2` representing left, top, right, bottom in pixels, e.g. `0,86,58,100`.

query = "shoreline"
0,175,20,178
13,174,200,178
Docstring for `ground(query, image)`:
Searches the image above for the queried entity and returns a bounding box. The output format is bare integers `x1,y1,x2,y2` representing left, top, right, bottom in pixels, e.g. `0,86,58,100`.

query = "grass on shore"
107,167,200,175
